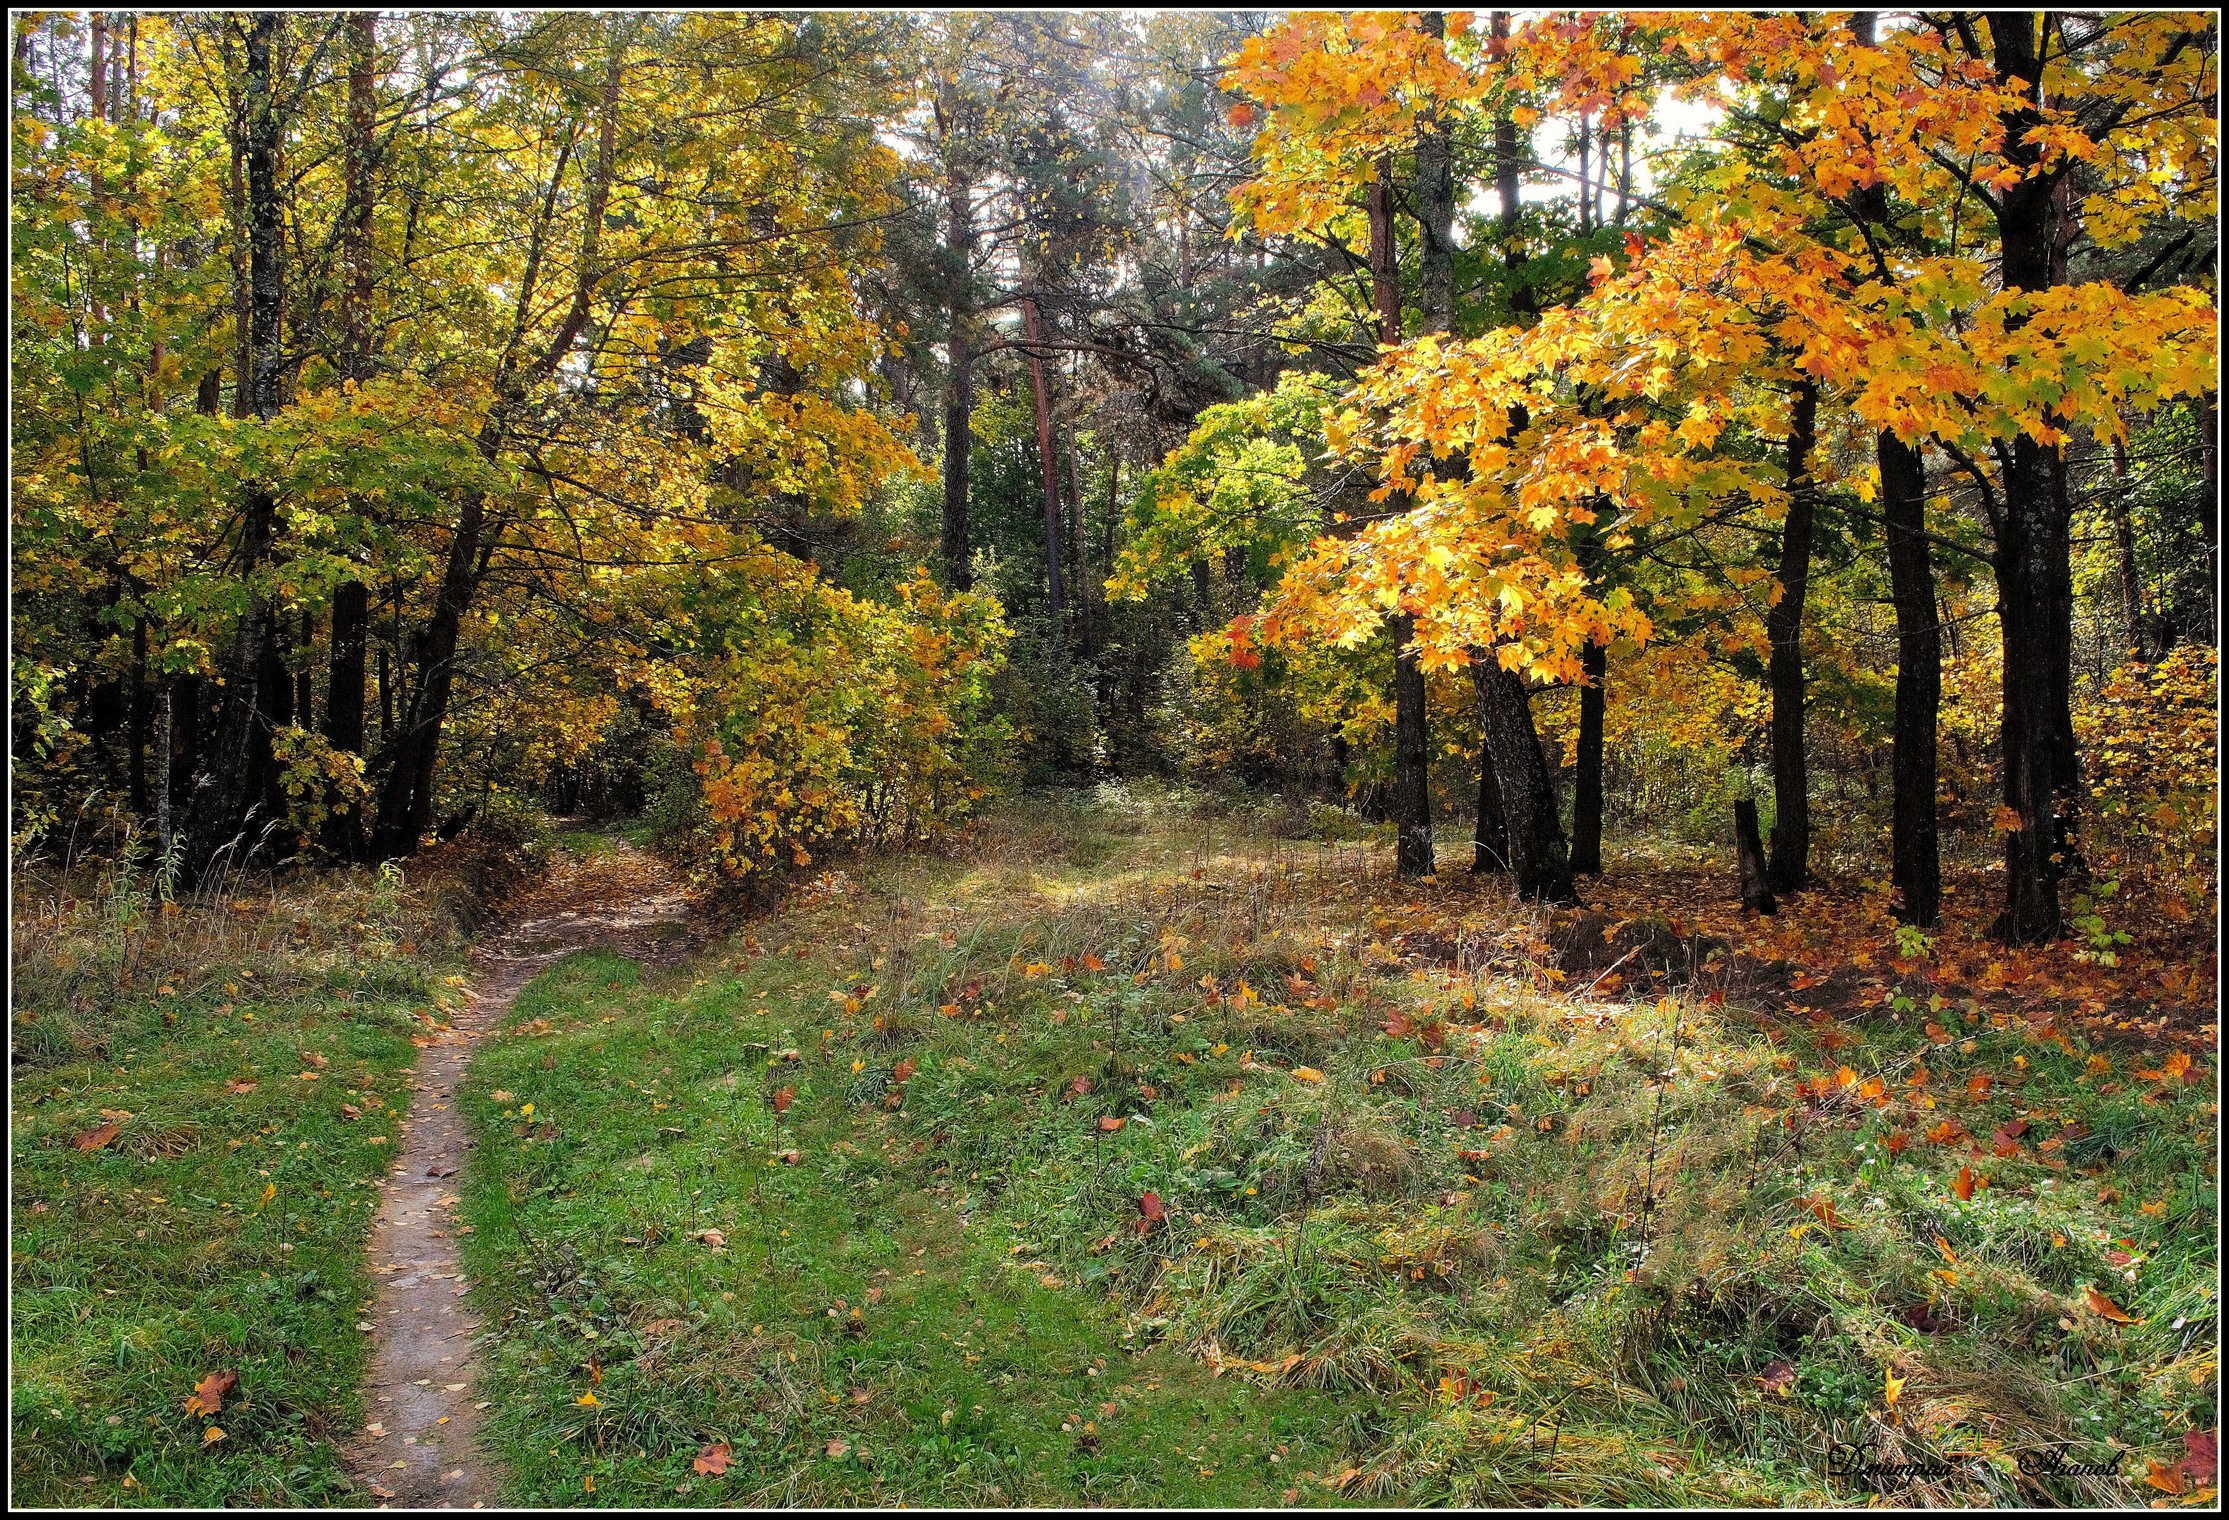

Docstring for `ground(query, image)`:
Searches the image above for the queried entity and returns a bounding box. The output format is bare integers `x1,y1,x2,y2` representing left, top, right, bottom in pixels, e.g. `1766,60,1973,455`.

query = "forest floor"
11,790,2217,1508
451,790,2218,1508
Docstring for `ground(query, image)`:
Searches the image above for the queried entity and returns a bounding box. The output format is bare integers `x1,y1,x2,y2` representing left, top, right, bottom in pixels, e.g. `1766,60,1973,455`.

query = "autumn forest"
10,9,2221,1511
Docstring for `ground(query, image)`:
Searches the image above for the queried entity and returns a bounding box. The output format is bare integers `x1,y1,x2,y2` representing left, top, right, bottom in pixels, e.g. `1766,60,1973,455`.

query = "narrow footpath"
346,842,699,1507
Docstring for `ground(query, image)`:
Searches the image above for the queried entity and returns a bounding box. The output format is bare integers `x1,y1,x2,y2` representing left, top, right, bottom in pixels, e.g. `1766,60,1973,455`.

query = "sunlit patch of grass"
457,793,2219,1507
10,853,466,1506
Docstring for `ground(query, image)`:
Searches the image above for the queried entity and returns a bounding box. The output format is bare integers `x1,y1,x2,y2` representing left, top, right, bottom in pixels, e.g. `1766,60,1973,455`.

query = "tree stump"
1734,798,1778,915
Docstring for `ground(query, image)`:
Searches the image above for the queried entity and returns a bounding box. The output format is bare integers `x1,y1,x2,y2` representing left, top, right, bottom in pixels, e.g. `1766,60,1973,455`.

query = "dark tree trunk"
1389,612,1435,876
1471,727,1508,872
1415,14,1456,335
939,142,975,591
1986,12,2077,944
1476,660,1575,903
1571,640,1605,875
1734,799,1778,915
294,609,314,733
323,12,376,858
186,13,287,881
1766,379,1818,892
128,617,150,816
1880,431,1940,927
1364,151,1432,876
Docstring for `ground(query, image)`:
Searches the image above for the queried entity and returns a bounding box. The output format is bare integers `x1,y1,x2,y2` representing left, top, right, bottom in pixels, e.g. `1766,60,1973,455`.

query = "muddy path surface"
346,842,700,1507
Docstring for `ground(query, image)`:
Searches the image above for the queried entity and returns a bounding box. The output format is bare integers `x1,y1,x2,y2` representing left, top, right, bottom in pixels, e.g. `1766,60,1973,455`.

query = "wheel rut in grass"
346,841,700,1507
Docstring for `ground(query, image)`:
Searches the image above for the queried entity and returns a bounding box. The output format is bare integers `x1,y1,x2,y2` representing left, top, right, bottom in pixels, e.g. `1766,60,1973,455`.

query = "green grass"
457,791,2219,1507
9,862,465,1506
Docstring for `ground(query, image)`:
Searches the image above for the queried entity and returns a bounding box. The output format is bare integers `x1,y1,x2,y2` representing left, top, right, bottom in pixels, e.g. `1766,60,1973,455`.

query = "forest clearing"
9,8,2220,1512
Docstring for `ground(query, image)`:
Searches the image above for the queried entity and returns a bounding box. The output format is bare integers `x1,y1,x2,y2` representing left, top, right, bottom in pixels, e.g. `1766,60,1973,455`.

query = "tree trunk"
1390,612,1434,876
186,13,287,881
1368,152,1432,876
371,23,624,860
129,616,150,816
1571,639,1605,875
1766,379,1818,892
1880,431,1940,927
1475,659,1574,903
1734,799,1778,914
1021,290,1065,624
1987,12,2076,944
1471,720,1508,872
324,12,376,858
2108,436,2147,658
939,141,975,590
154,682,174,873
87,14,106,122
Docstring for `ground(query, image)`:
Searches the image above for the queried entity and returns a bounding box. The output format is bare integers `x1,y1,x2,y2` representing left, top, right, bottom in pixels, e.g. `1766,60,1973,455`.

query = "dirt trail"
347,841,699,1507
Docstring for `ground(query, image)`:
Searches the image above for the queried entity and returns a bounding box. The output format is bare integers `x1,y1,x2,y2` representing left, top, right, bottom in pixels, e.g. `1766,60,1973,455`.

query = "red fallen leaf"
892,1059,917,1084
1138,1191,1168,1222
1452,1111,1478,1130
1061,956,1078,974
1898,1302,1948,1334
2181,1429,2217,1487
341,1104,361,1120
1082,953,1106,972
777,1150,801,1165
1455,1149,1490,1163
1137,1084,1158,1101
1967,1074,1993,1097
225,1079,258,1095
1884,1131,1912,1155
183,1370,238,1418
2106,1248,2135,1267
771,1086,794,1114
1064,1075,1092,1101
1953,1166,1976,1201
693,1441,731,1476
1417,1021,1445,1054
1097,1116,1125,1132
2084,1285,2140,1324
74,1122,121,1152
1756,1359,1796,1395
1990,1118,2029,1155
1802,1195,1854,1230
1382,1009,1415,1040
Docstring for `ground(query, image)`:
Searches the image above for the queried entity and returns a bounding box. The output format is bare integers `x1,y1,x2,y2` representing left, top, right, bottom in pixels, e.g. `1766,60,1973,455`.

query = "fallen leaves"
692,1441,731,1476
183,1370,238,1418
1801,1195,1854,1231
1756,1359,1796,1395
73,1122,121,1152
2082,1285,2141,1325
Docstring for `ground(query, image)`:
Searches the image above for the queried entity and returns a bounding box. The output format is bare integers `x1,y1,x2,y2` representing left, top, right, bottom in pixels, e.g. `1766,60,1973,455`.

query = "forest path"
346,840,700,1508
